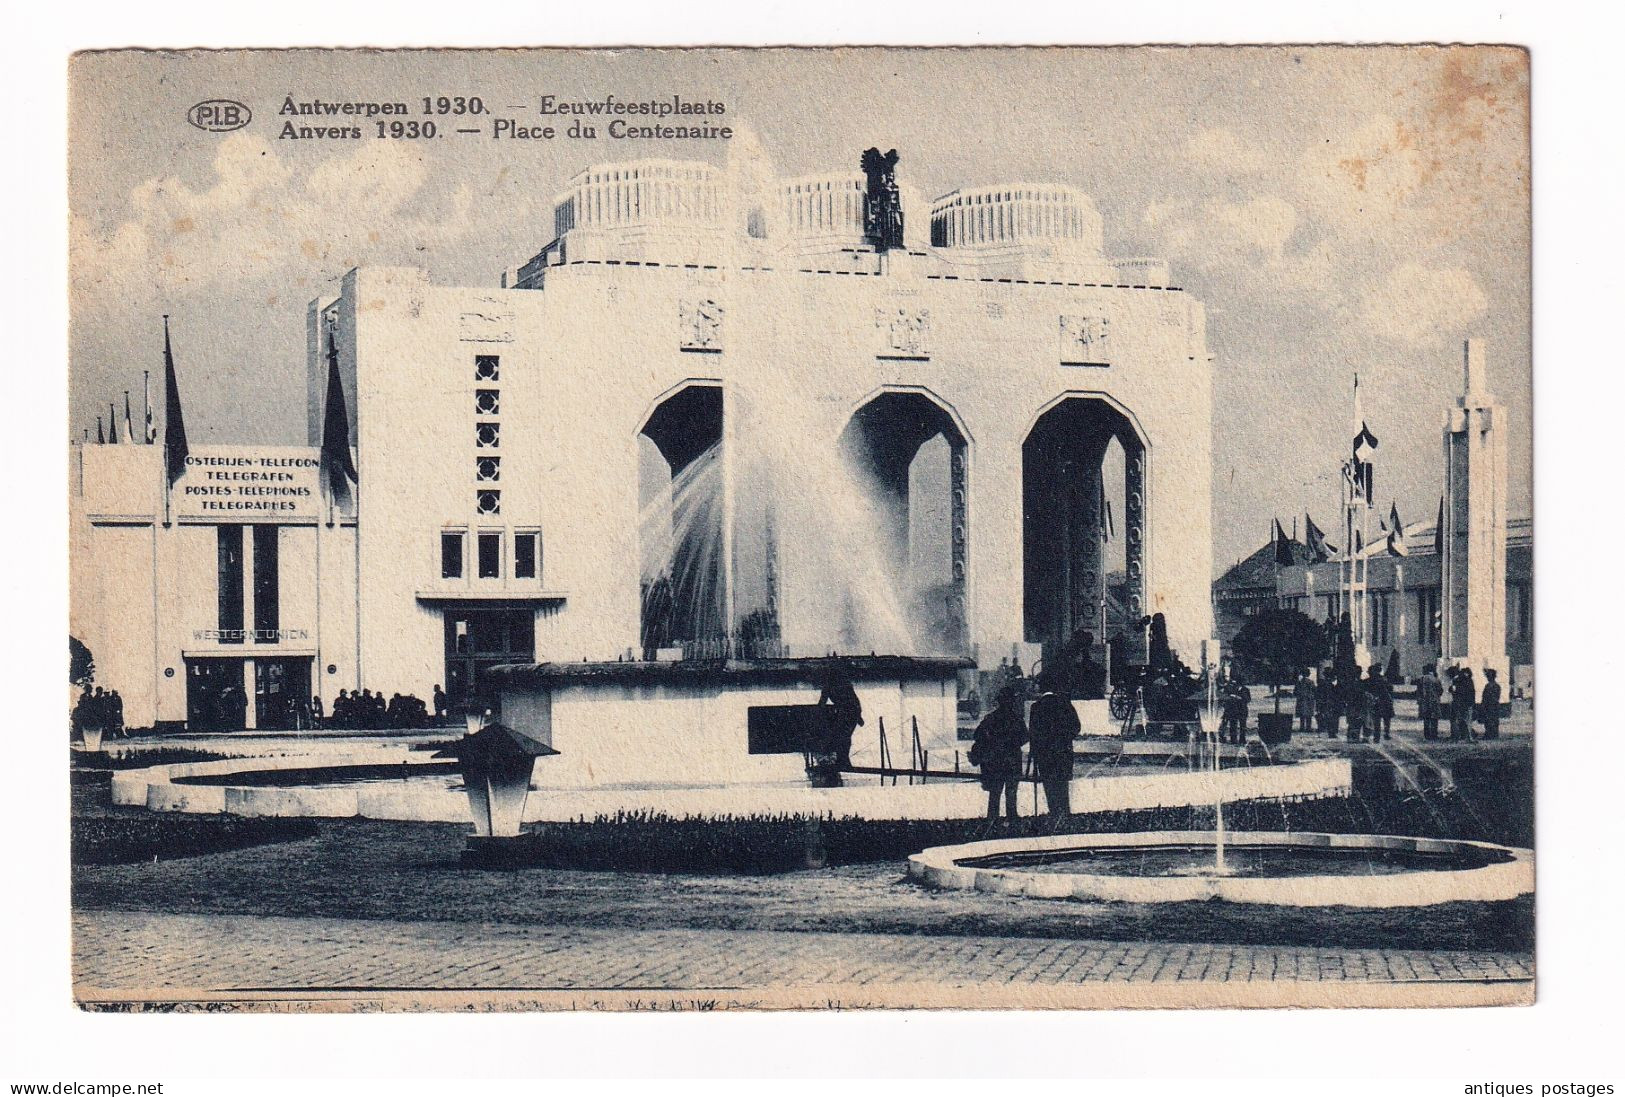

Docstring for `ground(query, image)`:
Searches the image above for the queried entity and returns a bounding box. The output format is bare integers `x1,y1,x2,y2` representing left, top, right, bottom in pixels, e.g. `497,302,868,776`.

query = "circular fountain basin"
908,830,1533,907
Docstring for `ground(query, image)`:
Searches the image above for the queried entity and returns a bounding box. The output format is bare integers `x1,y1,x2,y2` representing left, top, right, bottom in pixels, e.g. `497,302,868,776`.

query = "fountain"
907,660,1533,908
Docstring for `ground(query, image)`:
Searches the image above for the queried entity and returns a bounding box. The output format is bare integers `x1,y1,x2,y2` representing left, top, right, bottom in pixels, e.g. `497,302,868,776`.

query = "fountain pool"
908,830,1533,907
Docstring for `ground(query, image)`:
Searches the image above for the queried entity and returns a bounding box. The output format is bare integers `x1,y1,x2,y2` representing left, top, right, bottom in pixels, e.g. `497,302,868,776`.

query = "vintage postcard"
68,45,1532,1011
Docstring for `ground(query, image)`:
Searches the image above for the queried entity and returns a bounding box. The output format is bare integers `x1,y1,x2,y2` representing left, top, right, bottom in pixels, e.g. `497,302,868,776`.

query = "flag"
143,371,155,443
162,316,190,484
1434,496,1445,556
1273,518,1296,566
320,328,359,497
1351,374,1378,505
107,403,119,445
123,391,135,445
1304,514,1333,563
1386,501,1408,557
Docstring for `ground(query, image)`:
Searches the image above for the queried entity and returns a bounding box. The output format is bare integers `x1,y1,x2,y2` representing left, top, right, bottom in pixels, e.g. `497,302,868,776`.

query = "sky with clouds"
69,46,1530,572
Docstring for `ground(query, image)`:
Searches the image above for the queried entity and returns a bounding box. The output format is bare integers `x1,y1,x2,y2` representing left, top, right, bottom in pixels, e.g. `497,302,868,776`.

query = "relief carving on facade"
1060,314,1110,365
876,306,930,358
680,298,724,352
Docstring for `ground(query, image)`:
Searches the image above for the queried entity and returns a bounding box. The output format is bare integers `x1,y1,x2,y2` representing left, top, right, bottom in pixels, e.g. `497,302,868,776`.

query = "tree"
69,636,95,690
1231,608,1331,712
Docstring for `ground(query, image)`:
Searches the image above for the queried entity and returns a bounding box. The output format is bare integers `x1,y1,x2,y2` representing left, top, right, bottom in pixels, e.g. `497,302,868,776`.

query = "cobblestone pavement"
74,910,1532,1008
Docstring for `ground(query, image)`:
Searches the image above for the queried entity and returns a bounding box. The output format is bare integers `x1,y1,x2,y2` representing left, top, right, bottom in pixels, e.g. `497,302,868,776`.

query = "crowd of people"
321,686,453,731
70,686,126,740
1294,663,1503,743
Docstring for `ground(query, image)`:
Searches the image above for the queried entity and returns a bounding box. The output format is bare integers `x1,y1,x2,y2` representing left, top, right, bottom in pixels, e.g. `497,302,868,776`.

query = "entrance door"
443,606,535,710
255,658,312,730
185,658,246,732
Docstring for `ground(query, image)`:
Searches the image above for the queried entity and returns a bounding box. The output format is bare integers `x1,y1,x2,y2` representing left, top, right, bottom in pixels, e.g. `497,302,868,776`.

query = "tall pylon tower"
1441,339,1509,682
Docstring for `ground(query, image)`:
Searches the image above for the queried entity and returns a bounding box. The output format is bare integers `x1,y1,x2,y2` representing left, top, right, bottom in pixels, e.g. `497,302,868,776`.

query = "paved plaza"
74,910,1533,1010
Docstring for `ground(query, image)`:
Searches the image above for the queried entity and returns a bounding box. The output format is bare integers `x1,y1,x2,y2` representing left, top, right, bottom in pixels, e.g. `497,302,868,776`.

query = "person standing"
432,685,447,722
1221,678,1251,745
1345,674,1369,744
1417,666,1443,741
816,667,865,772
1028,675,1081,819
970,685,1027,821
1320,669,1342,739
1294,669,1318,735
1479,669,1503,740
310,694,324,730
1449,667,1476,741
1370,668,1394,741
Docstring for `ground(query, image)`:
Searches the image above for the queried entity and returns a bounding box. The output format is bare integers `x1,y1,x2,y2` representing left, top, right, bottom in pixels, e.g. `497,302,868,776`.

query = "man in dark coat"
816,667,865,771
1319,668,1342,739
1345,674,1369,744
1028,674,1080,818
1368,669,1394,741
1417,666,1443,740
1221,678,1251,745
1294,670,1318,735
432,685,447,722
1449,668,1476,741
1479,669,1503,740
970,685,1027,820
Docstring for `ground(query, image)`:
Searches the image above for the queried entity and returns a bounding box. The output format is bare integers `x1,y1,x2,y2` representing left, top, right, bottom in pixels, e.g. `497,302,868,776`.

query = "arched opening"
835,391,970,655
1023,396,1147,673
638,384,726,655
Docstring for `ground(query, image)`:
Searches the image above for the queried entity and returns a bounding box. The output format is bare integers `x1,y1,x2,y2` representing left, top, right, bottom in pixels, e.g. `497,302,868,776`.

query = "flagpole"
161,316,172,527
143,370,152,444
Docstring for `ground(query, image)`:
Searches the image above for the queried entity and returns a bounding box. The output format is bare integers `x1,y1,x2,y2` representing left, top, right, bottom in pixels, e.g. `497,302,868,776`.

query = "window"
1510,584,1532,642
476,423,500,448
476,456,500,482
440,531,465,579
476,490,501,516
514,531,539,580
475,389,500,416
474,355,500,382
1370,591,1391,647
217,525,244,642
1417,587,1441,643
477,533,501,579
252,525,279,640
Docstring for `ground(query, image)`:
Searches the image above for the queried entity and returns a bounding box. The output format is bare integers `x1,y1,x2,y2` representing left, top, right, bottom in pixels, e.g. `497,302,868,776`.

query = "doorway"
185,658,247,732
443,606,536,709
254,658,312,730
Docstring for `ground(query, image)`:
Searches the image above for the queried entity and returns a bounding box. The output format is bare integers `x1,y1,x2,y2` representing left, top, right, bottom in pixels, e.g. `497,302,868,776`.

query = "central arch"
1022,394,1148,671
638,381,726,654
836,389,970,655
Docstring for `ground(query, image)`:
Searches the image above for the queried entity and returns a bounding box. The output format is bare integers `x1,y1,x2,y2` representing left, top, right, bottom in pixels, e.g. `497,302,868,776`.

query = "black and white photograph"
59,44,1539,1015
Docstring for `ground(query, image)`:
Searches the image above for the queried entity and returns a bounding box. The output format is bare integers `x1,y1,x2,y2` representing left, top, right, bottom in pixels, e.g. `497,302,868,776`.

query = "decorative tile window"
476,423,500,448
476,456,501,482
475,490,501,516
474,355,500,382
475,389,500,416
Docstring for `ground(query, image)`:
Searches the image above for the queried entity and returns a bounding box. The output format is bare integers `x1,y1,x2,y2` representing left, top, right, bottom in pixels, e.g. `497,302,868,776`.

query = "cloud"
1146,195,1299,265
1358,263,1489,346
1183,127,1267,175
72,134,476,303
